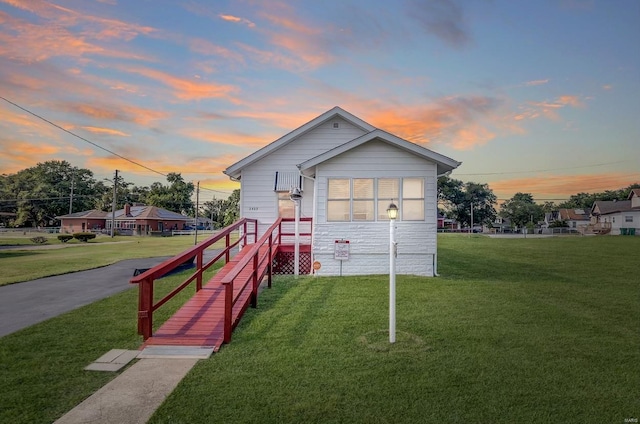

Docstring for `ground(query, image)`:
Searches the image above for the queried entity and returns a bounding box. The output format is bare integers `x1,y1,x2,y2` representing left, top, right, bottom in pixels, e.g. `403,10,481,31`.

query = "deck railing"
130,218,257,340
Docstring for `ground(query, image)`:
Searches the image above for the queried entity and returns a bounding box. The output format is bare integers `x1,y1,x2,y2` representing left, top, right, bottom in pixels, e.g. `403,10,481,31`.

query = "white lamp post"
387,201,398,343
290,187,302,277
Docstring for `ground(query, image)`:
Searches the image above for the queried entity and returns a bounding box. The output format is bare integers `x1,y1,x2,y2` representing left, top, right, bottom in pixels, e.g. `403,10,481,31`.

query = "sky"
1,0,639,202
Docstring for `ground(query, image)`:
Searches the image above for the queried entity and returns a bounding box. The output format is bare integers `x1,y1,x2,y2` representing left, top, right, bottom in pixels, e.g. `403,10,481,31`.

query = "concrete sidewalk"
54,358,199,424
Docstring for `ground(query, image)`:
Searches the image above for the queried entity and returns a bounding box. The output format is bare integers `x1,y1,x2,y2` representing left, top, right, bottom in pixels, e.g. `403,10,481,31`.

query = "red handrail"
221,218,282,342
130,218,257,340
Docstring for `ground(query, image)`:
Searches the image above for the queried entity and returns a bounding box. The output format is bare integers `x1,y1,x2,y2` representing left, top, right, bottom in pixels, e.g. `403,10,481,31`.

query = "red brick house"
57,204,190,235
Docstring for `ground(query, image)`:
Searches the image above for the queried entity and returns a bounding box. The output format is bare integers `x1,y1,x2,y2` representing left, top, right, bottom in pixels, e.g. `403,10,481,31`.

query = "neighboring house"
590,189,640,235
545,208,590,230
57,204,190,235
490,216,512,233
223,106,461,277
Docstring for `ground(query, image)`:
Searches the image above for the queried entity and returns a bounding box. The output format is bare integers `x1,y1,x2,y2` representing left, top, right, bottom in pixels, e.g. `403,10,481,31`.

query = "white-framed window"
377,178,399,221
327,177,425,222
353,179,374,221
277,192,295,218
625,216,633,223
402,178,425,221
327,179,350,221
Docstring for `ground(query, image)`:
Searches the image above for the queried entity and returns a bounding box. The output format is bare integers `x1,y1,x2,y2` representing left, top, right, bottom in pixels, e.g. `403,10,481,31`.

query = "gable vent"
333,122,339,129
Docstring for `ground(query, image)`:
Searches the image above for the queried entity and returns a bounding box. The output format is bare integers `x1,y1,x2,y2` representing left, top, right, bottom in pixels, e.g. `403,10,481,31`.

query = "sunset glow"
1,0,638,201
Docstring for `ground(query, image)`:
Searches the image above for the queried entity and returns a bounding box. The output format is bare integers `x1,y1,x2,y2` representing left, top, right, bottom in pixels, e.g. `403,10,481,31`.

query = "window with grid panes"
377,178,399,221
402,178,424,221
353,179,374,221
327,179,350,221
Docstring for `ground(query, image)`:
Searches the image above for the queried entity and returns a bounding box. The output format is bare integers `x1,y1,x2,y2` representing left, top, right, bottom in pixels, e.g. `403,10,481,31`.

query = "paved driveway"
0,257,172,338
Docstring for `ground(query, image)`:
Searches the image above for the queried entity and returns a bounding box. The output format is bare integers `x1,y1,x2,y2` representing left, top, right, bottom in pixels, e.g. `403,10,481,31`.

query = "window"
402,178,425,221
327,177,425,222
377,179,399,221
625,216,633,223
327,179,350,221
278,192,294,218
353,179,374,221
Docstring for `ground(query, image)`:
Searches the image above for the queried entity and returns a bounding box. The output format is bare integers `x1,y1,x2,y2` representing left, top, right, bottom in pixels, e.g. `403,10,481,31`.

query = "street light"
290,187,302,277
387,201,398,343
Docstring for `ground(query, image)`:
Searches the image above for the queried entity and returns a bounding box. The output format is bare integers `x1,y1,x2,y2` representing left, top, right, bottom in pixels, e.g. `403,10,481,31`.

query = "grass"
0,234,219,286
0,266,219,424
0,235,638,423
148,235,639,424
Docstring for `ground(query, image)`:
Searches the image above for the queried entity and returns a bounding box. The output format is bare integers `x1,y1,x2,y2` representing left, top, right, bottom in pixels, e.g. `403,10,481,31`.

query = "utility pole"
194,181,200,245
69,178,74,214
470,202,473,235
111,170,118,238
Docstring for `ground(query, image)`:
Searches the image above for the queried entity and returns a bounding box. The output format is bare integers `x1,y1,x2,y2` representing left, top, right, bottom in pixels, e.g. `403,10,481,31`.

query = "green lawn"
0,235,638,423
0,234,219,286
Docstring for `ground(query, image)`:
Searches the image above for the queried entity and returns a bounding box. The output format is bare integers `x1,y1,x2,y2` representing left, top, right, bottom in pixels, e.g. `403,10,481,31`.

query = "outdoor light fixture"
290,187,302,276
386,202,398,220
387,201,398,343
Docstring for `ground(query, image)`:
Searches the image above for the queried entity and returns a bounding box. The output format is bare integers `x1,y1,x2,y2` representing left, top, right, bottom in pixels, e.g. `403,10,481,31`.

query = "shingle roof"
592,200,633,215
558,208,589,221
116,205,188,221
56,209,108,219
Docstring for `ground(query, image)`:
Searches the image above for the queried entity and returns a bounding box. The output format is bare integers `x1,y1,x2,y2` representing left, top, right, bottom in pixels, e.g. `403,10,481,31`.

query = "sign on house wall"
334,240,350,261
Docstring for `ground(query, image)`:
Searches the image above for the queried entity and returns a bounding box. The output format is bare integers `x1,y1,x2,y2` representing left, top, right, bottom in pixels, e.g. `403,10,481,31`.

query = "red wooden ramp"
142,244,273,352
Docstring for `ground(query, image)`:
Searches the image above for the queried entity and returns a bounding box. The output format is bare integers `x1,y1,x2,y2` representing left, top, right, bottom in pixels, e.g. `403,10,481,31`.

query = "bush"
30,236,48,244
57,234,74,243
72,232,97,242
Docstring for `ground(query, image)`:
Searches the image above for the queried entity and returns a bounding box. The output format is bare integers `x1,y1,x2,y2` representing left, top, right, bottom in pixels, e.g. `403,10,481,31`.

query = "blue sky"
1,0,638,201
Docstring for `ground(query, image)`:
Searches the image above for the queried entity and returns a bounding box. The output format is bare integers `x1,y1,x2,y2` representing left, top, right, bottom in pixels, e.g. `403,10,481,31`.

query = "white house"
223,106,461,276
590,189,640,235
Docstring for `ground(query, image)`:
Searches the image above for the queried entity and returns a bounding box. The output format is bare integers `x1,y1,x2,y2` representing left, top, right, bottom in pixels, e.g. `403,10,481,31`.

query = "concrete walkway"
54,358,199,424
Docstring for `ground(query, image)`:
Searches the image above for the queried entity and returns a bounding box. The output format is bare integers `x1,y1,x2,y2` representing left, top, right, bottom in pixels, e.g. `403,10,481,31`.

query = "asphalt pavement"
0,256,172,338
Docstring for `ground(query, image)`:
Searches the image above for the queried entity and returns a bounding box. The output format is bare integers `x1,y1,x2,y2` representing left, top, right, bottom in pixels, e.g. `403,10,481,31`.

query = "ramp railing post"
138,277,153,340
267,232,273,288
225,233,230,263
196,251,203,291
251,253,258,308
223,282,233,343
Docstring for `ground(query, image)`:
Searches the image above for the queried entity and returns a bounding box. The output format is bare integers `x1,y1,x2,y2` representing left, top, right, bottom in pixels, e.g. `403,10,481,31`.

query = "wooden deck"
142,244,274,352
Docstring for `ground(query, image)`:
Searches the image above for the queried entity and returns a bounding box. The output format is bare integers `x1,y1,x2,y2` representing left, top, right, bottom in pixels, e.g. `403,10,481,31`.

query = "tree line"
0,160,239,228
437,177,639,230
1,160,637,230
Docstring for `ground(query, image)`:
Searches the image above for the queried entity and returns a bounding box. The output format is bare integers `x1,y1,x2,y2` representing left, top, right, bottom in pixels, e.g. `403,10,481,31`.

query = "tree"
500,192,544,228
0,161,102,227
145,173,195,215
438,177,497,227
222,189,240,226
201,197,226,228
559,183,640,209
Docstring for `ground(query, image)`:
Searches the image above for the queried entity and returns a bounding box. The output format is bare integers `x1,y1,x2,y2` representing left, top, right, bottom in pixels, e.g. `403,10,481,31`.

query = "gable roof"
223,106,376,180
558,208,589,221
629,189,640,199
297,129,461,176
592,200,633,215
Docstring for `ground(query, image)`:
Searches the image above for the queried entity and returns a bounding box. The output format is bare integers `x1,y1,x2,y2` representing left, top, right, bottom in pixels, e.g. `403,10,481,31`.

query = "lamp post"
290,187,302,277
387,201,398,343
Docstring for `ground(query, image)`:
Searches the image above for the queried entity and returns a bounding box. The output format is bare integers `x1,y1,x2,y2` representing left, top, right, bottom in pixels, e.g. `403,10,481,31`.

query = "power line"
1,96,166,177
2,97,236,195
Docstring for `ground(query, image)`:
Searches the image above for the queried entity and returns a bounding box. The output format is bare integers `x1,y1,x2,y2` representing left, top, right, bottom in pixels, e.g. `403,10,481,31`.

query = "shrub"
72,232,97,242
30,236,48,244
57,234,74,243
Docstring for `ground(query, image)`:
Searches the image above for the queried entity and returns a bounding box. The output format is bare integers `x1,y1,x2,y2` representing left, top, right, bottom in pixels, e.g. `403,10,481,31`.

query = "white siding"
312,140,438,276
240,117,367,237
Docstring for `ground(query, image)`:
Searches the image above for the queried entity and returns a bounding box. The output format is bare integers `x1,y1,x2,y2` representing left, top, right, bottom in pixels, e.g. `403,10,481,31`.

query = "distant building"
56,204,190,235
589,189,640,235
